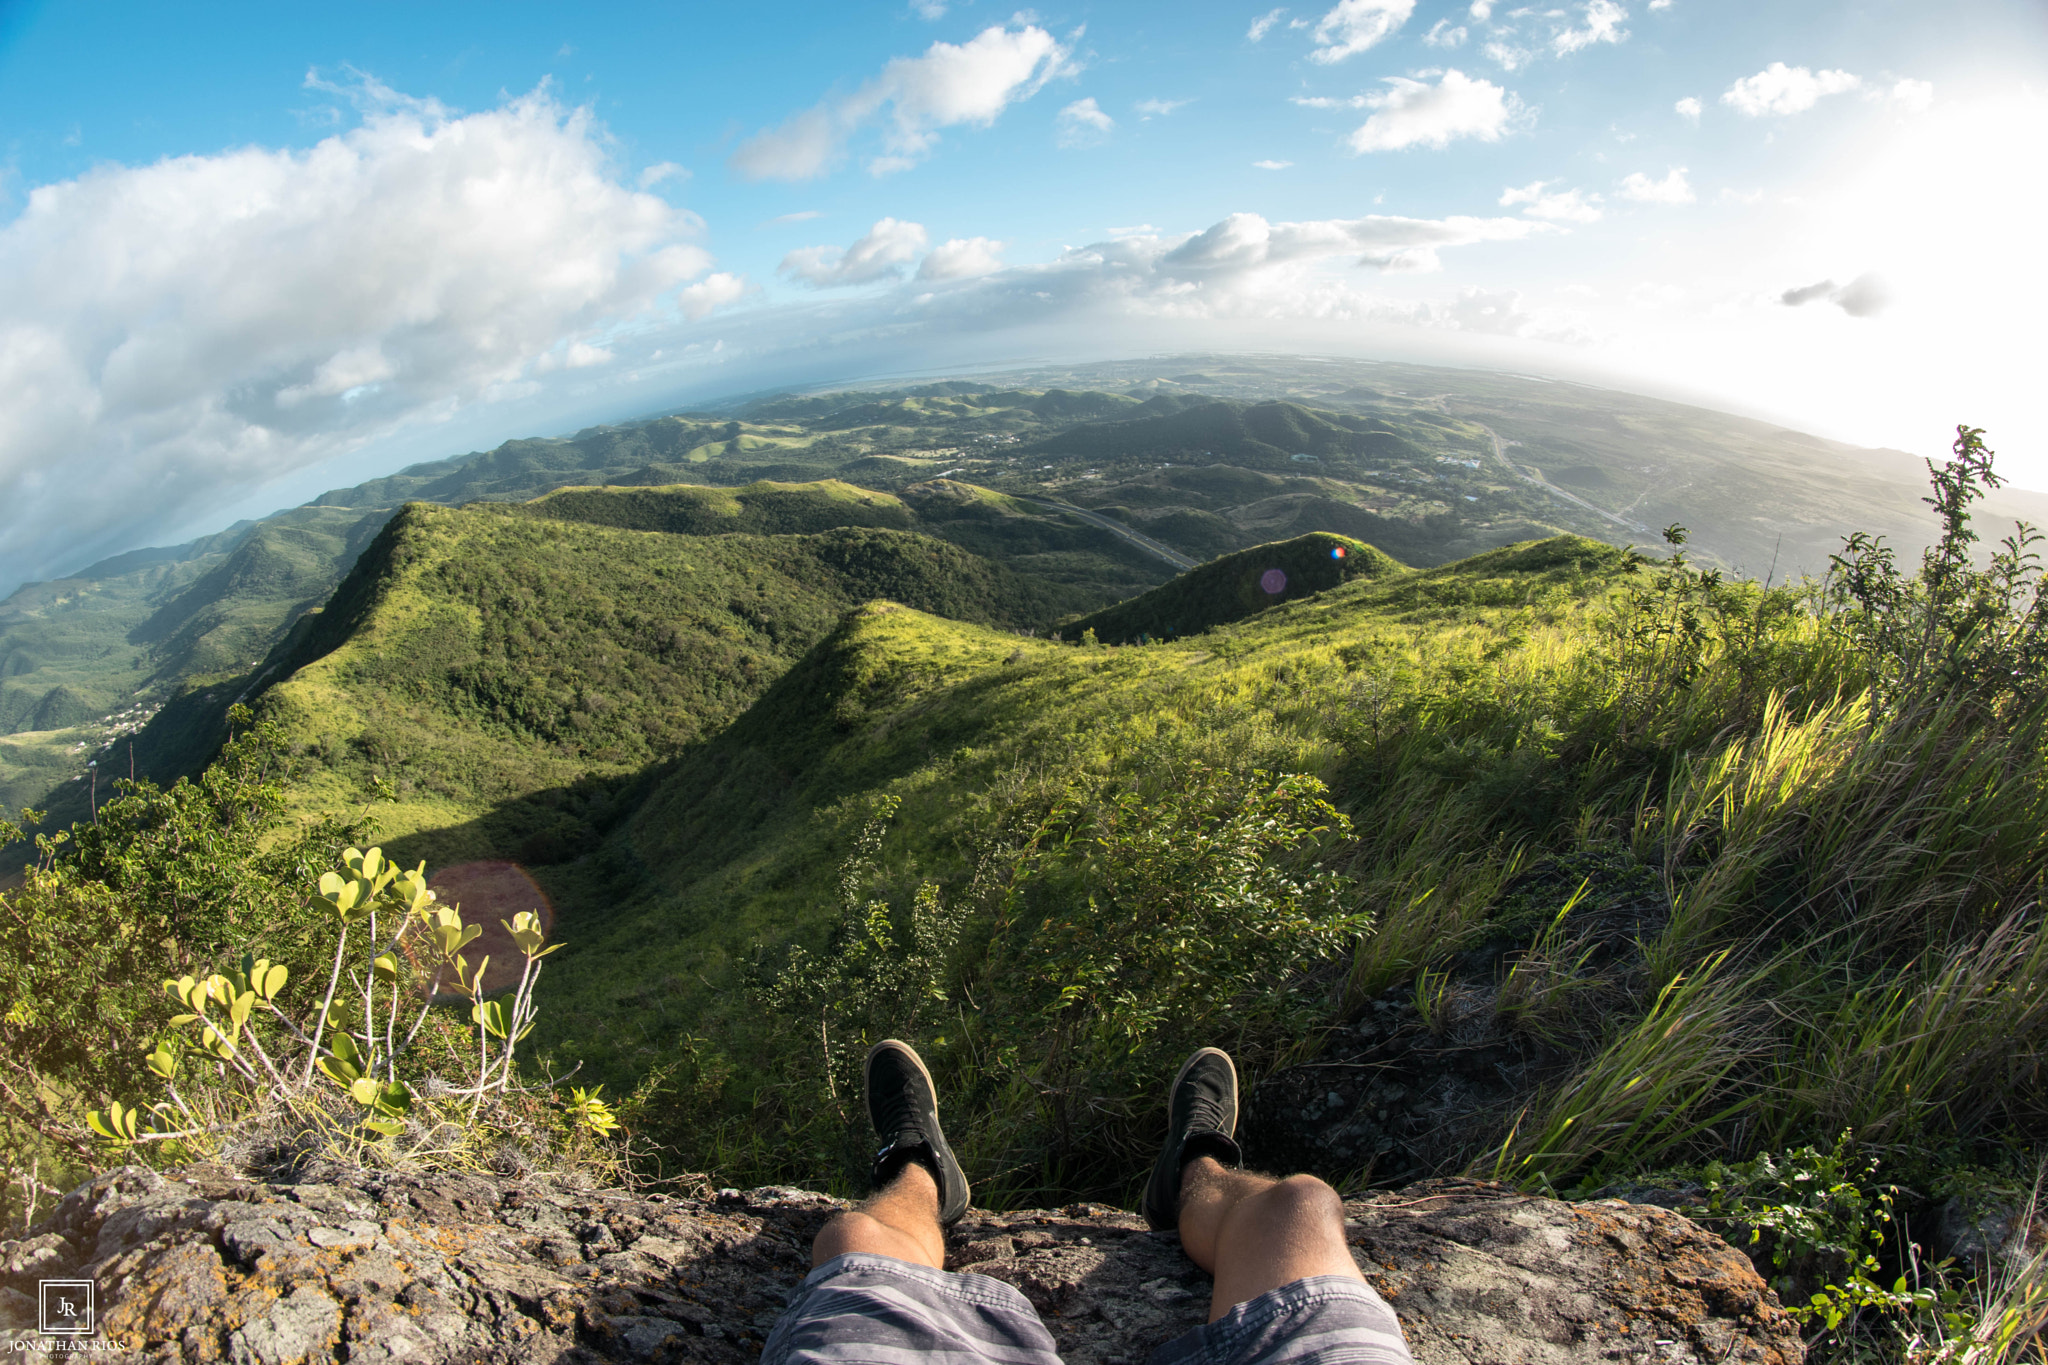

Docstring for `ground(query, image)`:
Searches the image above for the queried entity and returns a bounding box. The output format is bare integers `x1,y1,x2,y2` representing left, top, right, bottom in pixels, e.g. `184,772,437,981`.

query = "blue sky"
1,0,2043,590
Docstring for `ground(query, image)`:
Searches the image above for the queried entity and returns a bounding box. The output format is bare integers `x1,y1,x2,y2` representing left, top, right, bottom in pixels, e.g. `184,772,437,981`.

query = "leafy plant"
74,840,573,1163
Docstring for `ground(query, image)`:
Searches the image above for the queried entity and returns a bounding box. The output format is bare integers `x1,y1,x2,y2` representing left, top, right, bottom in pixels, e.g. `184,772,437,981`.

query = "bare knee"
1256,1174,1345,1226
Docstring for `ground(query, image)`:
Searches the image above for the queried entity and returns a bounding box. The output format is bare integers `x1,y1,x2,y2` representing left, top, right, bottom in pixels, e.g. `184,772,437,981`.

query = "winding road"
1471,423,1650,536
1018,494,1199,571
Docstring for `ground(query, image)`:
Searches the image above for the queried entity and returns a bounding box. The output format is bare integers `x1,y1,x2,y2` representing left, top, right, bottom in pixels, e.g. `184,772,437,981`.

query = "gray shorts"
761,1253,1414,1365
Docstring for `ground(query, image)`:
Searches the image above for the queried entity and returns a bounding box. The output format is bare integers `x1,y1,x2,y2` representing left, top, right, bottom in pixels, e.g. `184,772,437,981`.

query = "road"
1471,424,1650,536
1016,495,1199,571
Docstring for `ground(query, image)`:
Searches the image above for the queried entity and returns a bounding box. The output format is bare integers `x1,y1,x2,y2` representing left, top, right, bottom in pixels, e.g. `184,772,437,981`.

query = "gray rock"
229,1284,342,1365
0,1167,1802,1363
1934,1192,2048,1273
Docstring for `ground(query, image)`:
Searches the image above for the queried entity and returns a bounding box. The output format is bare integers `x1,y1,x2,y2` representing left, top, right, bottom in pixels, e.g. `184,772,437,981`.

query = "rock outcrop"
1,1166,1802,1363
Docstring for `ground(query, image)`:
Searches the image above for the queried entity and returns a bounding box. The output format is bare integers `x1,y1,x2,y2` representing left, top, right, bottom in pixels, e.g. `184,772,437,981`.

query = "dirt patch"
419,861,554,997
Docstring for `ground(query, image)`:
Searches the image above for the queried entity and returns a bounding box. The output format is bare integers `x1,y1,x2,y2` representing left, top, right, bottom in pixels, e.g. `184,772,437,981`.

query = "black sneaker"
1140,1047,1242,1231
865,1039,970,1226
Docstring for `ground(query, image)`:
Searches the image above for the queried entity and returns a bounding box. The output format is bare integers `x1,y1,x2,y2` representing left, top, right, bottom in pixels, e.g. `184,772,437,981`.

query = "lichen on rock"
0,1166,1801,1363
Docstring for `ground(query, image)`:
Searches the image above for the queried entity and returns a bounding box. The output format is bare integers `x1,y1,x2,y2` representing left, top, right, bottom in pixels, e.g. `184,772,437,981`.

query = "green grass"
249,499,1119,869
1066,532,1404,642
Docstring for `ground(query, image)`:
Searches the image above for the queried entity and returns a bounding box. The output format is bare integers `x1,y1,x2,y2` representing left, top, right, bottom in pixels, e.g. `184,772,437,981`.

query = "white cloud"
911,0,947,17
531,340,615,374
1720,62,1861,118
779,218,930,287
1675,96,1701,124
1500,179,1603,222
1339,70,1522,152
1253,159,1295,170
1617,166,1694,203
1135,98,1192,118
638,161,689,189
1886,78,1935,113
918,236,1007,280
678,272,750,320
1469,0,1493,17
1483,41,1532,71
1309,0,1416,63
1551,0,1628,55
1156,208,1545,276
1424,19,1468,47
1648,0,1673,8
1781,273,1890,318
730,24,1074,180
1057,97,1115,147
1248,7,1287,40
0,80,710,592
764,210,823,226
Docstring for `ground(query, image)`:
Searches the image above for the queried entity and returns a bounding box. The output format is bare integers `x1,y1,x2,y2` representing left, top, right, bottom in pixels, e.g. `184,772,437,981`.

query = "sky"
1,0,2044,593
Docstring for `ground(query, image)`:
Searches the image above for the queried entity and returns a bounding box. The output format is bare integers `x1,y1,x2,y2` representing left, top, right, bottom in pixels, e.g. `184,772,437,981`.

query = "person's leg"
1174,1157,1364,1321
810,1158,946,1270
768,1042,1067,1365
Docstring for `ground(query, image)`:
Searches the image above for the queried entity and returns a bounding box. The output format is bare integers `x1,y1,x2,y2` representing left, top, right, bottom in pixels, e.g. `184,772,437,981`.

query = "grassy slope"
251,498,1113,868
536,533,1621,1082
1066,532,1405,643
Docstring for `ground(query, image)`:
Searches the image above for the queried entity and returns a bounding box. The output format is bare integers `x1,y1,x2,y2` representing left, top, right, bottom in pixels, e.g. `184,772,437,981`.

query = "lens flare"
1260,568,1287,594
1330,546,1346,560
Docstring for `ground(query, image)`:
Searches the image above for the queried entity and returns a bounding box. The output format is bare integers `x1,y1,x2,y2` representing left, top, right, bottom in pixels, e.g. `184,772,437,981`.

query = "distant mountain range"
5,353,2038,827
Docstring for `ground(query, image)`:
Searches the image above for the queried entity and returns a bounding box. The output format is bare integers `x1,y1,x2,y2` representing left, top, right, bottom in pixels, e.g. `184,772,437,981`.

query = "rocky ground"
1,1165,1802,1363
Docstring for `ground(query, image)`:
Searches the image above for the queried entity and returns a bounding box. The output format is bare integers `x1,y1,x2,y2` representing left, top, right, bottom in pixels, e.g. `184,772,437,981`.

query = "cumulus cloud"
1135,98,1192,118
1781,273,1890,318
638,161,689,188
729,24,1074,180
0,80,711,591
1156,208,1545,276
1424,19,1468,46
1469,0,1493,15
1253,159,1295,169
1551,0,1628,55
1313,70,1522,152
843,210,1586,341
779,218,930,287
1309,0,1416,63
1500,179,1603,222
1675,96,1701,124
678,272,751,320
1248,7,1287,40
1721,62,1861,117
1617,166,1694,203
1484,41,1533,71
1057,97,1115,147
918,236,1007,280
1886,78,1935,113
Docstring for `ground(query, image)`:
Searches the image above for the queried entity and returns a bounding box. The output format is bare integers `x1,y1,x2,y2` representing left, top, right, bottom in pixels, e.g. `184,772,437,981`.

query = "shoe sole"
1170,1046,1238,1138
866,1037,938,1097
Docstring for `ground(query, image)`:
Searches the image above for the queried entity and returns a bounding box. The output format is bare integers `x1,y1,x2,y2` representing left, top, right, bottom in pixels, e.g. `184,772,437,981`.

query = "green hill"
520,479,914,536
536,533,1622,1084
241,498,1097,866
1064,532,1404,643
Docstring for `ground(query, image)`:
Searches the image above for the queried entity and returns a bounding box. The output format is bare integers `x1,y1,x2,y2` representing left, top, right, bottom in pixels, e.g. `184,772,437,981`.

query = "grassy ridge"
1066,532,1404,642
526,509,2047,1261
534,534,1630,1089
251,500,1101,867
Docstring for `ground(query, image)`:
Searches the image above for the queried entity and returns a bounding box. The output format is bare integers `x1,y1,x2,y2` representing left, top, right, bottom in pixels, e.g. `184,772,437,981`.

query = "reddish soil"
415,861,555,998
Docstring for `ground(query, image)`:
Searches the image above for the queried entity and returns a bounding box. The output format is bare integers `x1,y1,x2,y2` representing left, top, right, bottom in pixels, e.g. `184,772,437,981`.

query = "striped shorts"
761,1253,1414,1365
